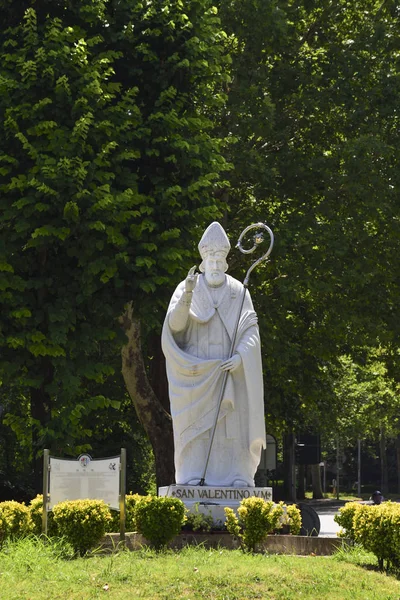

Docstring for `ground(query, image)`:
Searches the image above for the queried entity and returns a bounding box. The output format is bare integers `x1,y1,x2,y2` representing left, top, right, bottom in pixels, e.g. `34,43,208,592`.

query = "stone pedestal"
159,484,273,527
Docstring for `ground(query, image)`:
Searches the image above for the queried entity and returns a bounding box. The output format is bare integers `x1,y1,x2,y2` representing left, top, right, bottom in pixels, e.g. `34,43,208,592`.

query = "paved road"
300,499,399,537
308,501,344,538
316,510,340,537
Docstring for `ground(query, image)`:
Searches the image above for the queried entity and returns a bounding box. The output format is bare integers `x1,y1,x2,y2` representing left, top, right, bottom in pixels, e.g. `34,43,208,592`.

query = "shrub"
134,495,186,550
388,504,400,570
336,501,400,572
224,507,241,540
52,499,112,556
285,504,302,535
29,495,57,536
106,493,142,533
0,512,6,543
184,503,214,532
225,498,285,552
0,501,33,544
353,502,400,571
334,502,362,540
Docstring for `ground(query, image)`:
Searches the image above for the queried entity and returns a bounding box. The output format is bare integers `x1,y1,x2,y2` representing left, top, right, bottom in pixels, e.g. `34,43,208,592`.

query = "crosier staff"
198,222,274,486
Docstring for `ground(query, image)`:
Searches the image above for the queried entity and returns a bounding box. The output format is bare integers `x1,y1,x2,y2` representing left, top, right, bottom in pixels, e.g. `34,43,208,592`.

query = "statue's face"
204,252,227,287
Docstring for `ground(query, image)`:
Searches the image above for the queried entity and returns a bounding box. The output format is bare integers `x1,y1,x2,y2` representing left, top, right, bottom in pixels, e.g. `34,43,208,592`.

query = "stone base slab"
159,484,273,526
102,532,348,555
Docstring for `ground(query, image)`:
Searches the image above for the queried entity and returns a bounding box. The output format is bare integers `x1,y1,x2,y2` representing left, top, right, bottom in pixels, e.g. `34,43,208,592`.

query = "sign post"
119,448,126,544
42,449,50,535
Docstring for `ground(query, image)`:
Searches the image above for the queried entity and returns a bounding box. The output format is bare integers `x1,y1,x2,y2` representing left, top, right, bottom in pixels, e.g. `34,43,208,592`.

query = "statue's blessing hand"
185,265,198,293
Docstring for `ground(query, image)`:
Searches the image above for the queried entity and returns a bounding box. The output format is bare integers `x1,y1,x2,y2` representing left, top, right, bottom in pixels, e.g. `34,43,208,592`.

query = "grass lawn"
1,537,400,600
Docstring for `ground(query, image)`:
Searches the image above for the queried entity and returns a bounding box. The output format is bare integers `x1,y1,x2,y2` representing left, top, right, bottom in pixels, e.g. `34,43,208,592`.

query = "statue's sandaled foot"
187,479,201,485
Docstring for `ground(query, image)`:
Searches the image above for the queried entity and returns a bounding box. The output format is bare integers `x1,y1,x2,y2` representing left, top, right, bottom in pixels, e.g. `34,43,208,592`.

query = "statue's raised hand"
185,266,198,293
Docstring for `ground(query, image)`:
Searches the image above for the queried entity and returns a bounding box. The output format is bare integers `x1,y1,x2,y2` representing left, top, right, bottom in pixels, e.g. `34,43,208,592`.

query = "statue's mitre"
198,222,231,259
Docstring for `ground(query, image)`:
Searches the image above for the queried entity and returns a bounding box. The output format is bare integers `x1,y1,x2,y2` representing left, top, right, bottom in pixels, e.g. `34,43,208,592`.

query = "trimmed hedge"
225,498,286,552
334,501,362,541
52,499,112,556
285,504,302,535
335,501,400,571
134,495,186,550
0,501,32,545
0,494,303,555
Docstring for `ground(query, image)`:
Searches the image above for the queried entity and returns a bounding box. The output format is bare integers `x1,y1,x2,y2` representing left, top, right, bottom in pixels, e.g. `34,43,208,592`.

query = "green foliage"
225,498,285,552
330,349,400,445
184,503,214,533
0,0,229,482
28,494,57,536
3,0,399,493
133,495,185,550
215,0,400,441
0,500,32,544
52,499,112,555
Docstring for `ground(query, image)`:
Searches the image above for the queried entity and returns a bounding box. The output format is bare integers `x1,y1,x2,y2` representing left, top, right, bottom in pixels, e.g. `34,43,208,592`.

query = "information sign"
48,454,120,510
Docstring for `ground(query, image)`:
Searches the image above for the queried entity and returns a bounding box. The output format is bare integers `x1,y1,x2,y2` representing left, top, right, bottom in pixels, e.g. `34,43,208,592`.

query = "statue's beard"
205,272,225,287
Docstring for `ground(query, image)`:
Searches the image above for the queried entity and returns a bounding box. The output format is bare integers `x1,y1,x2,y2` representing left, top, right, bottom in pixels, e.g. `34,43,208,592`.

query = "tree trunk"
311,463,324,499
30,359,54,495
147,331,170,414
283,433,296,502
297,464,305,499
120,303,174,488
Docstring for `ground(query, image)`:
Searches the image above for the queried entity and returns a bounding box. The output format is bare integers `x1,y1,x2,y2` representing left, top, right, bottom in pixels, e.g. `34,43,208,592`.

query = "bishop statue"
162,222,266,487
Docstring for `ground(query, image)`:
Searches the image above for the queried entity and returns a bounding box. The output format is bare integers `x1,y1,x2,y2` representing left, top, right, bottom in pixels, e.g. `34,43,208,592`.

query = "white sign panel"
259,435,277,471
48,455,120,510
159,485,273,503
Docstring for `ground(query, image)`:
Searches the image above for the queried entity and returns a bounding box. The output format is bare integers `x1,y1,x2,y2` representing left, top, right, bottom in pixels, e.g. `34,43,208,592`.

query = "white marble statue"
161,222,266,487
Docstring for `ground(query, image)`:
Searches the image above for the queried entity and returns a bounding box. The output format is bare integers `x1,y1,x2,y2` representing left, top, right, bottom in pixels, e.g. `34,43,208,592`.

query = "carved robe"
161,274,266,486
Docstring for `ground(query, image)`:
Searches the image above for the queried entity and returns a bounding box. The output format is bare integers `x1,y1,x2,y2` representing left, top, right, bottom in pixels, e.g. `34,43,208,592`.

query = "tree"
209,0,400,498
3,0,399,498
216,0,400,432
331,348,400,494
0,1,230,491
